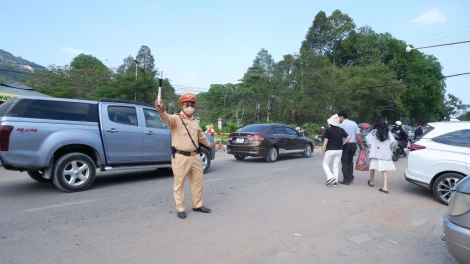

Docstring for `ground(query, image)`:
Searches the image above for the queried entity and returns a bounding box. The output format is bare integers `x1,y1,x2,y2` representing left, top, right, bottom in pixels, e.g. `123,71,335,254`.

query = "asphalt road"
0,149,457,264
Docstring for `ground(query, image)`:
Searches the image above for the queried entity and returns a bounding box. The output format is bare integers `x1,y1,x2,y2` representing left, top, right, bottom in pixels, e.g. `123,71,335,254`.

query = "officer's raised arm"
155,99,176,128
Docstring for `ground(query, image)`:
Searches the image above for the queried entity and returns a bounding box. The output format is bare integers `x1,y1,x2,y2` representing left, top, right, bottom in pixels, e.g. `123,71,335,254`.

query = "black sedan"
226,124,314,162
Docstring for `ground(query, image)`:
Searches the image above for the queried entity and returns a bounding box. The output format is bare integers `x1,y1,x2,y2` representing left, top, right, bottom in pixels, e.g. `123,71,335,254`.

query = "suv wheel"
234,155,245,161
52,153,96,193
200,147,211,174
265,147,278,162
27,171,50,183
303,144,312,158
433,173,464,205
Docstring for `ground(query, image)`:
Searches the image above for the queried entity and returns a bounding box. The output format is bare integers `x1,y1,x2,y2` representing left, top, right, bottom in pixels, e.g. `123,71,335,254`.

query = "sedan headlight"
448,191,470,216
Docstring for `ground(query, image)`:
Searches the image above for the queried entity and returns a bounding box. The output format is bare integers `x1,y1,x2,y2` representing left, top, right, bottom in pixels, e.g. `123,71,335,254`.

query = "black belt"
175,150,198,156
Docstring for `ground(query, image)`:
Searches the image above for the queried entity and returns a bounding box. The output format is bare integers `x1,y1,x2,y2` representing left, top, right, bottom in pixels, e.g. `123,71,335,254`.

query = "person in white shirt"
337,111,365,185
365,117,397,194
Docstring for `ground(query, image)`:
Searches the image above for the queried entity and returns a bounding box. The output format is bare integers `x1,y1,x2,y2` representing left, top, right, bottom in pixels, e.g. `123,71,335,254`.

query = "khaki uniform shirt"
159,111,211,152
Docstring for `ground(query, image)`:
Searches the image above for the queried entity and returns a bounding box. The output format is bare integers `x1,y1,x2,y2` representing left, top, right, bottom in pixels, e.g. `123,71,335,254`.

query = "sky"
2,0,470,105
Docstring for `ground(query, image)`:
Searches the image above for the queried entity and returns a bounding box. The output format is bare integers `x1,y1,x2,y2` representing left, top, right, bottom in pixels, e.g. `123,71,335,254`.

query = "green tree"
117,55,137,75
136,45,157,75
440,94,469,120
457,111,470,121
326,9,356,65
252,48,275,76
301,11,331,55
70,54,107,70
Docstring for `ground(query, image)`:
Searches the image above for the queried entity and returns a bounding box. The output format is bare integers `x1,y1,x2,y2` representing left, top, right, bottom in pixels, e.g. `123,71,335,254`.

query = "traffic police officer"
155,92,212,219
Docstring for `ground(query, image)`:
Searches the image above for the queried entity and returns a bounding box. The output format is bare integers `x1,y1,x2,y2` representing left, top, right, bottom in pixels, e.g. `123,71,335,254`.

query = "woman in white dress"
365,117,396,194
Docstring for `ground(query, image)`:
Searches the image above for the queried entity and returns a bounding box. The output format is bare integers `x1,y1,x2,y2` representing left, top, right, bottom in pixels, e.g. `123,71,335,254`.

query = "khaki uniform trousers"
172,153,204,212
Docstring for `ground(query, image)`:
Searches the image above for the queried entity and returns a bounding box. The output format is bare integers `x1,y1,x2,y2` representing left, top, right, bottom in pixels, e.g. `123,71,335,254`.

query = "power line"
409,40,470,51
408,25,470,41
414,30,470,46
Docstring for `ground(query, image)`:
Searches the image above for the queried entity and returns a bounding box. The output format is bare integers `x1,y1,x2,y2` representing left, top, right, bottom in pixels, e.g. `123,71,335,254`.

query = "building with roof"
0,82,50,104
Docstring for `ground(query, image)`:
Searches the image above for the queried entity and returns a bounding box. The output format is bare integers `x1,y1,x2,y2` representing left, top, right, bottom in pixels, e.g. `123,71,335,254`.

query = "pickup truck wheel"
52,153,96,193
27,171,50,183
201,148,211,174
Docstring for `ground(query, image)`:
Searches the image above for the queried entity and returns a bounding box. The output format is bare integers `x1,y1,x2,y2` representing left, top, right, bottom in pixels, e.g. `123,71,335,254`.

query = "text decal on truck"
17,128,38,133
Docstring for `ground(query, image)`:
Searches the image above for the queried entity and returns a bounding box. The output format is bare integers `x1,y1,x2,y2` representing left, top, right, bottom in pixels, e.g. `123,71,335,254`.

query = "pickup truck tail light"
0,125,14,151
409,144,426,151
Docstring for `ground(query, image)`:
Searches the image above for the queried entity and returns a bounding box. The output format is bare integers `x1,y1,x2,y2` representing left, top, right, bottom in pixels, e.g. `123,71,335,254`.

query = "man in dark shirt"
391,121,408,156
414,125,423,140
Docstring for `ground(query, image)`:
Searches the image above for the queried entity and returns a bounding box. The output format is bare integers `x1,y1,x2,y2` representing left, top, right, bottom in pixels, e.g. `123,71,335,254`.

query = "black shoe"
326,178,335,185
193,206,211,213
339,181,351,185
177,211,187,219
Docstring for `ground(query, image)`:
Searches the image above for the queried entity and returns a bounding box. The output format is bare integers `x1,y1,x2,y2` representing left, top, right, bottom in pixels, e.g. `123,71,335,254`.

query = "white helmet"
296,127,300,131
321,126,325,129
395,121,402,126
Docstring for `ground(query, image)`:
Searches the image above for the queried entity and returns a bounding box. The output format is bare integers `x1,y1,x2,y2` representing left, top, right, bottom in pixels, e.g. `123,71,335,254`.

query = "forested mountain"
0,49,46,82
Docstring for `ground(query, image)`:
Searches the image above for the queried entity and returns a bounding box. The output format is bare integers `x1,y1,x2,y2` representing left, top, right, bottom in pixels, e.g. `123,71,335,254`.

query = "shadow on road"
92,168,172,188
400,182,438,204
228,155,315,164
1,163,227,196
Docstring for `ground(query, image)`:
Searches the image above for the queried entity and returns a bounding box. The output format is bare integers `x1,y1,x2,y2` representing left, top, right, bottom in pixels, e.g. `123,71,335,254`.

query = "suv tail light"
0,125,14,151
249,134,264,141
227,135,233,140
409,144,426,151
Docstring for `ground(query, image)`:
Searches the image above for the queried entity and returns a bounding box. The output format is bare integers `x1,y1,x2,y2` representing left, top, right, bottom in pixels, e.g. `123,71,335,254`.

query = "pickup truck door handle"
106,128,119,133
145,131,155,135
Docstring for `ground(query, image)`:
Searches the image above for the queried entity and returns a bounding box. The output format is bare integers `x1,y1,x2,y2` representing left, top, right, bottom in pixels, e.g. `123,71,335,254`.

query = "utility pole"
133,59,140,101
267,98,271,122
256,98,260,122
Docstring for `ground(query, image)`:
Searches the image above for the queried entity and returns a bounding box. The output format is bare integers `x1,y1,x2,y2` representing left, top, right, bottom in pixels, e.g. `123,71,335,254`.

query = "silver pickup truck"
0,96,215,192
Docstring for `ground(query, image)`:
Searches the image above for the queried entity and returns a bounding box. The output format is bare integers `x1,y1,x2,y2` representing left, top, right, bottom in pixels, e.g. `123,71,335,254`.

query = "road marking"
205,178,224,182
23,199,95,213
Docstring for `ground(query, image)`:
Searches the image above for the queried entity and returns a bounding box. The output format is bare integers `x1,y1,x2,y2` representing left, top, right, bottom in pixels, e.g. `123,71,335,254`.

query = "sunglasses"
182,102,195,108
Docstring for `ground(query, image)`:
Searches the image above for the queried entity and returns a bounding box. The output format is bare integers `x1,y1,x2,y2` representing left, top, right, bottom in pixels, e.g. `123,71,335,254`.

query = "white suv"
405,121,470,205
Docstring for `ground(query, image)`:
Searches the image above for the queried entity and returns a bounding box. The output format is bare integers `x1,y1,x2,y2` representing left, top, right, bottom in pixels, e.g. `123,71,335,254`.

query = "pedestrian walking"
337,111,365,185
365,117,397,194
322,114,351,186
155,92,213,219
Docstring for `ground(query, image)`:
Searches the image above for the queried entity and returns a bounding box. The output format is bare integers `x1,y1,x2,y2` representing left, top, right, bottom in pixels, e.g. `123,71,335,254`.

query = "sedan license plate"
236,138,244,144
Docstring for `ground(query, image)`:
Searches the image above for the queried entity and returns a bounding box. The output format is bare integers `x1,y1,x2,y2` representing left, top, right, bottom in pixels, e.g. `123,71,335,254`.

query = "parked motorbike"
392,134,408,161
315,135,324,147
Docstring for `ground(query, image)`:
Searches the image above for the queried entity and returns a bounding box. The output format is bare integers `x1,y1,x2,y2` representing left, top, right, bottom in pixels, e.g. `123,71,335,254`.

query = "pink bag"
355,149,370,171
